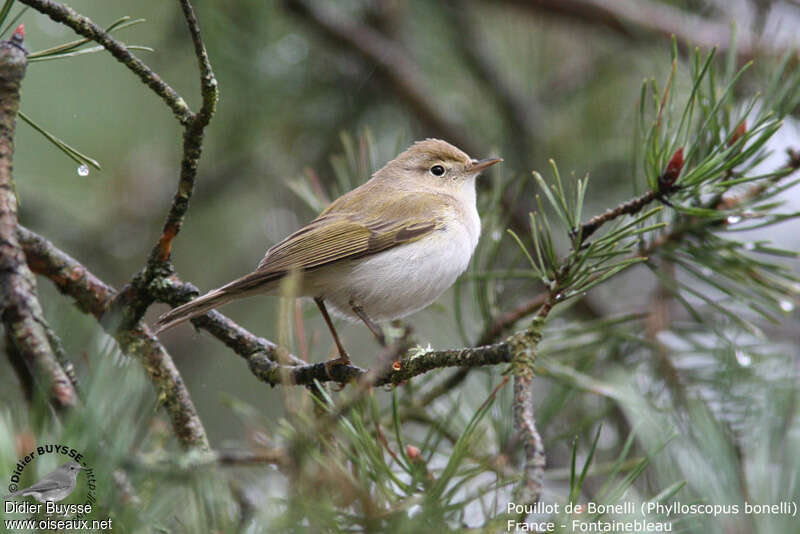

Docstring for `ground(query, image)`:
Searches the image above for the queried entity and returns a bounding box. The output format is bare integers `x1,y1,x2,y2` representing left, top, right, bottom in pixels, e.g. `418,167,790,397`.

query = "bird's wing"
256,191,449,274
20,478,62,493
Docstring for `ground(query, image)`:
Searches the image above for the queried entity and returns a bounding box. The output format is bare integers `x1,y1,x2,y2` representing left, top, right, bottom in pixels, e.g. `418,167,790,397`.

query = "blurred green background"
4,0,799,494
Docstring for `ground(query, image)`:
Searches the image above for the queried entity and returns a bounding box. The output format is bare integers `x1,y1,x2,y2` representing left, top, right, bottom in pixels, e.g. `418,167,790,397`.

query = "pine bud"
729,121,747,147
406,444,421,460
661,147,684,188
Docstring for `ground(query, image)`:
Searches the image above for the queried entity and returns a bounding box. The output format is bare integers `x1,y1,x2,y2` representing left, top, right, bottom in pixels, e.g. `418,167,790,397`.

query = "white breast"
308,196,481,321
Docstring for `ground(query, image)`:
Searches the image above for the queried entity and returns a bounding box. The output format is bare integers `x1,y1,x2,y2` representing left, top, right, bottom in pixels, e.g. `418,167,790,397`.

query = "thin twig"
641,150,800,257
477,293,548,347
151,0,218,264
578,190,658,241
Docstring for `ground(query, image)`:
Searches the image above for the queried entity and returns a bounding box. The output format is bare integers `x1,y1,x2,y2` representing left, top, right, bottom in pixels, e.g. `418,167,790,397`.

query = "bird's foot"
325,353,352,389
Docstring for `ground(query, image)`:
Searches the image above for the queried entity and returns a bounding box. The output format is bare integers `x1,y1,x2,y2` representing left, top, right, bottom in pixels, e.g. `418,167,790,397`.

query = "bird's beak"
470,157,502,173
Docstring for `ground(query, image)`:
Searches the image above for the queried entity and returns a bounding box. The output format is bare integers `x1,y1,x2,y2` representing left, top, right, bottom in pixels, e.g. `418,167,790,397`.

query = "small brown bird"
155,139,501,364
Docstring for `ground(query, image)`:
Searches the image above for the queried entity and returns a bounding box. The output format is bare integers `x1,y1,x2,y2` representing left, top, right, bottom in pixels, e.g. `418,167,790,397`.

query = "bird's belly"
308,226,477,321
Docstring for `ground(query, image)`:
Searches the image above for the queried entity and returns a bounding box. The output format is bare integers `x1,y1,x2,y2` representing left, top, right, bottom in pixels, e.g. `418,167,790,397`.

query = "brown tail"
154,270,281,333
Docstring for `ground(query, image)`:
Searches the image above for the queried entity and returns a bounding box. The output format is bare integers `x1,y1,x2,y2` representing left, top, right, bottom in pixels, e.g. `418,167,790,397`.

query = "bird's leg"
350,299,386,347
314,297,350,366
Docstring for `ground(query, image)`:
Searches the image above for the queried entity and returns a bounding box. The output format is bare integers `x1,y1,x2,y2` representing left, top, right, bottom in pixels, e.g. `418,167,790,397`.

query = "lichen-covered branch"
19,0,219,319
214,330,513,387
17,227,208,450
115,324,209,450
0,27,76,409
151,0,219,264
509,307,550,512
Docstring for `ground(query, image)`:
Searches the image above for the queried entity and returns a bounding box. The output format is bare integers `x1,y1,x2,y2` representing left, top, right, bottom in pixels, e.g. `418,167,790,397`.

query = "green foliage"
26,16,152,63
504,42,800,339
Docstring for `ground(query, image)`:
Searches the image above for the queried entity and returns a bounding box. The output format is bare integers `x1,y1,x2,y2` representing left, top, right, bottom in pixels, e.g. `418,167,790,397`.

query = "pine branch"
0,26,76,410
642,148,800,257
508,279,556,513
17,227,209,450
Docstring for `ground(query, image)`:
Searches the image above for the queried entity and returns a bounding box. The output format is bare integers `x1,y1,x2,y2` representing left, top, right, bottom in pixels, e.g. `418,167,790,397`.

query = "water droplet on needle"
77,164,89,177
735,351,752,367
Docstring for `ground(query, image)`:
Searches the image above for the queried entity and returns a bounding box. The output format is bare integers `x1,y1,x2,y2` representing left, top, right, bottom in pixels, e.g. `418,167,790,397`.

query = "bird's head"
57,461,85,475
377,138,501,193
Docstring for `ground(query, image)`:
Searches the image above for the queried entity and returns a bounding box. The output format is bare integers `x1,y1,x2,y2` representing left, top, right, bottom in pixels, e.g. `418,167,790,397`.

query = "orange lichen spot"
157,226,178,261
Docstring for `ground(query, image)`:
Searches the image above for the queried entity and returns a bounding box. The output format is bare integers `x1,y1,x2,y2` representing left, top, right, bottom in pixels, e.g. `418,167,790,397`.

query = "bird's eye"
430,165,446,177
